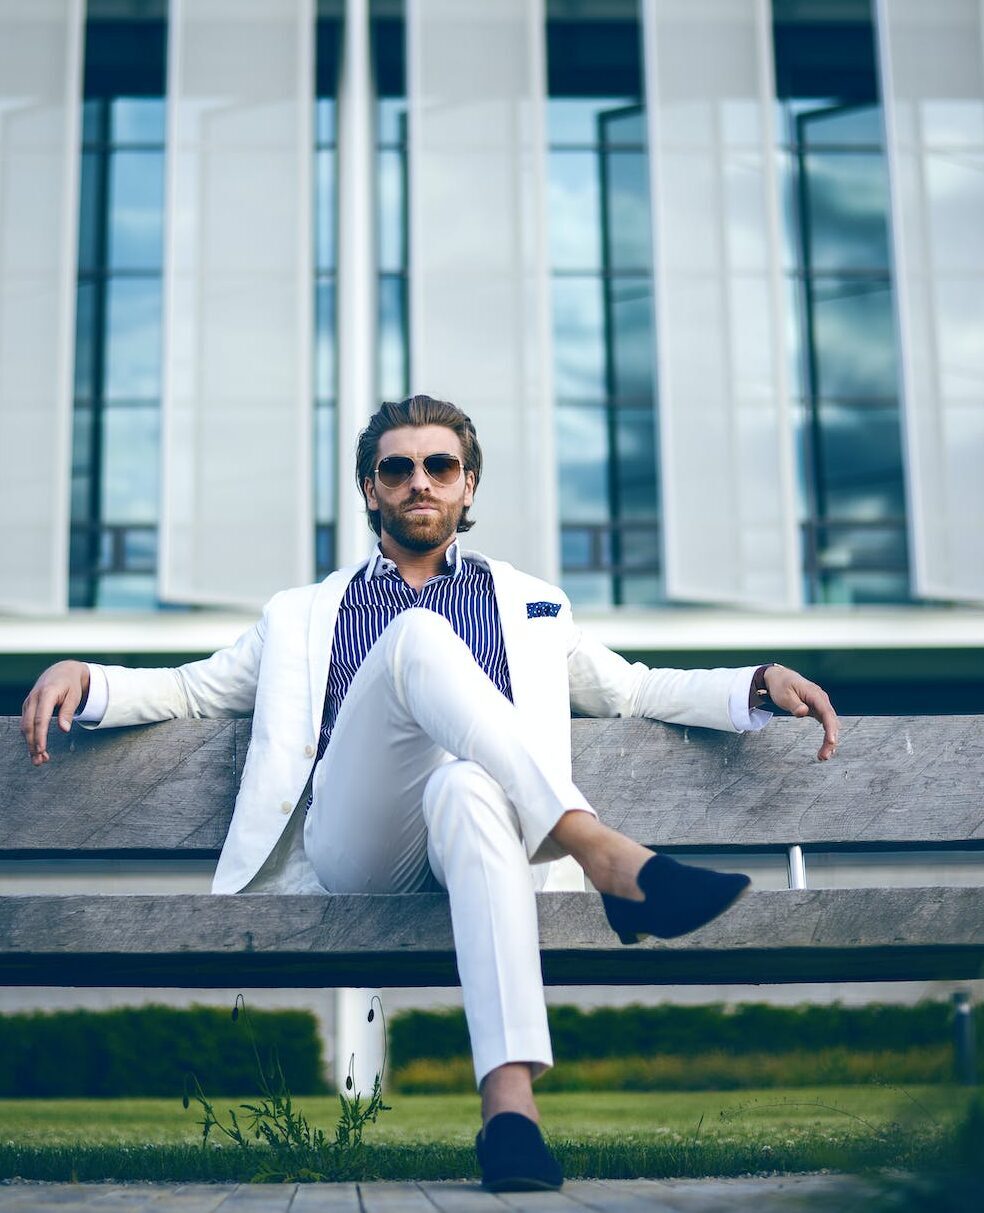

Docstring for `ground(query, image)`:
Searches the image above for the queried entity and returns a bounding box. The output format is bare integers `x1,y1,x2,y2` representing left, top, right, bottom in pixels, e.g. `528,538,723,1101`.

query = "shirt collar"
364,539,463,582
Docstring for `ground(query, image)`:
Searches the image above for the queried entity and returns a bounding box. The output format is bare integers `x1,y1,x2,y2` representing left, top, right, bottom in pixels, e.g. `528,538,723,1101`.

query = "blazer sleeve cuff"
728,665,772,732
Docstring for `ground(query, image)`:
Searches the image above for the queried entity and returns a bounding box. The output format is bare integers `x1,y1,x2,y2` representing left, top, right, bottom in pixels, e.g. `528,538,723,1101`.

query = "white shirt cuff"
75,663,109,724
728,665,772,733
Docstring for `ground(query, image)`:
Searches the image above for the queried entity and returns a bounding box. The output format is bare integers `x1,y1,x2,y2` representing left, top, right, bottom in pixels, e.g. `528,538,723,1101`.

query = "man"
22,394,838,1192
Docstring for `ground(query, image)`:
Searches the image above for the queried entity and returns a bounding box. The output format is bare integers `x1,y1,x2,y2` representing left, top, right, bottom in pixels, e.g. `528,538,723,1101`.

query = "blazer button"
280,800,292,814
304,744,315,757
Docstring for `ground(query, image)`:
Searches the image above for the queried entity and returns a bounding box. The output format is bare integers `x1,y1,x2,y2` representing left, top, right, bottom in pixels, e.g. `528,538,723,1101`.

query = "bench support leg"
334,987,385,1096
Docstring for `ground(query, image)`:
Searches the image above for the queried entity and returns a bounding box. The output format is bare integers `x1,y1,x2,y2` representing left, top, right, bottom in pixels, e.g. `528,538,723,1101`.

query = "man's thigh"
303,629,453,893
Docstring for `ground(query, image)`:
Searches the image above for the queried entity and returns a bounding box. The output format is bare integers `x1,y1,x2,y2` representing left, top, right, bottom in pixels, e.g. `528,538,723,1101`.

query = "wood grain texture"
1,888,982,987
2,714,982,854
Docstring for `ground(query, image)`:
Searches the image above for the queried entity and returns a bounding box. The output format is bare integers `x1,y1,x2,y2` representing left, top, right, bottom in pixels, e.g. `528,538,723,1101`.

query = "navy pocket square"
527,600,562,619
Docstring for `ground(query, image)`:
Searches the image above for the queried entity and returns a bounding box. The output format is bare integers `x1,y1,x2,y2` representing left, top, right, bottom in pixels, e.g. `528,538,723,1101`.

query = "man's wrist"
750,663,777,710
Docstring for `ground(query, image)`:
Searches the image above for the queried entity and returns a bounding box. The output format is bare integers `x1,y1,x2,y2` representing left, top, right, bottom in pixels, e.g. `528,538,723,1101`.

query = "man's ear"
363,476,378,509
463,470,476,507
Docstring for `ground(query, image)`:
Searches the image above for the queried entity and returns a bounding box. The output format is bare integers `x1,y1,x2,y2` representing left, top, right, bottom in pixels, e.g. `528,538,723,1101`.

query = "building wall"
2,0,982,617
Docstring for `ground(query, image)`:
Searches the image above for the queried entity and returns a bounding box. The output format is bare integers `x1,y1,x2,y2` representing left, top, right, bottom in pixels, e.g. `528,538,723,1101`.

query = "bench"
1,713,982,1000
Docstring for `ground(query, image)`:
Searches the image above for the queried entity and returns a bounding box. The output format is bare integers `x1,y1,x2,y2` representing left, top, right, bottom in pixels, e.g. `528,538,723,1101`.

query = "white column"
876,0,984,602
336,0,377,567
333,987,386,1097
159,0,314,609
0,0,82,614
407,0,556,579
642,0,801,608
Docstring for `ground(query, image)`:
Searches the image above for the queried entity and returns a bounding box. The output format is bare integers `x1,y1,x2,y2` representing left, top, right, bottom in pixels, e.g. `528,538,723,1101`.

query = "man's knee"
423,760,519,838
385,606,455,648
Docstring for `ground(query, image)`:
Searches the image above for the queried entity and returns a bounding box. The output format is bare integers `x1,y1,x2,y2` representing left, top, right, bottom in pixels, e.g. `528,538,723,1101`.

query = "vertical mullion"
597,115,622,604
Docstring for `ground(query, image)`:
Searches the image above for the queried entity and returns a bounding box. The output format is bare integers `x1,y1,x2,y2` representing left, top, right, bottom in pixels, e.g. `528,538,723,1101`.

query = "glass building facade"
16,0,977,615
773,0,908,606
70,11,167,608
548,16,662,609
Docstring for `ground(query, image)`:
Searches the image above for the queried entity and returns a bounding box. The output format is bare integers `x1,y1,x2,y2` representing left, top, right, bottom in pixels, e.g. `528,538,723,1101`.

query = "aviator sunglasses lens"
376,454,462,487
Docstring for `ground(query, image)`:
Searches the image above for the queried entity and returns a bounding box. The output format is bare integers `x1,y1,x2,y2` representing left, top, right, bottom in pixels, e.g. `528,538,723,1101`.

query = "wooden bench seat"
2,714,982,989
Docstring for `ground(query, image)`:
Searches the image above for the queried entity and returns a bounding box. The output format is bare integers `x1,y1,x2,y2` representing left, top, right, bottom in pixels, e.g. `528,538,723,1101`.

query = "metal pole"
953,991,977,1086
787,844,807,890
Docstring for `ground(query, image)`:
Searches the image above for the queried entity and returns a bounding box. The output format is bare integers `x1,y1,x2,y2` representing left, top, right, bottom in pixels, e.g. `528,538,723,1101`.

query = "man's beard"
374,492,464,553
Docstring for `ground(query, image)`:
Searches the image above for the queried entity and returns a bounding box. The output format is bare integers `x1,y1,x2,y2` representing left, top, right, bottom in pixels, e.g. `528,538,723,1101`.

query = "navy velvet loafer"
475,1112,563,1192
602,852,750,943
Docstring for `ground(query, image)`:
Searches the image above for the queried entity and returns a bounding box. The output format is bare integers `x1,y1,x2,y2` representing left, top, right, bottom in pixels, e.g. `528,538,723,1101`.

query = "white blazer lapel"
306,562,364,739
484,557,539,715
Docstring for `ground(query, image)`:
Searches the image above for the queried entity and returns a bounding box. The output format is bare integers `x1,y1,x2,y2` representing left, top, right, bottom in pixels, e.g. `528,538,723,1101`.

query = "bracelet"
752,662,777,702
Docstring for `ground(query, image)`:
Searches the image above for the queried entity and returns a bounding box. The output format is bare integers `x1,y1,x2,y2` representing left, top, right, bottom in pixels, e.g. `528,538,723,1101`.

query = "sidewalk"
0,1175,874,1211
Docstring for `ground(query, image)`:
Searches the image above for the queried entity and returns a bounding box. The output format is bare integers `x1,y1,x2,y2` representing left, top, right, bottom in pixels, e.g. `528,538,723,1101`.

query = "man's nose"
407,462,432,491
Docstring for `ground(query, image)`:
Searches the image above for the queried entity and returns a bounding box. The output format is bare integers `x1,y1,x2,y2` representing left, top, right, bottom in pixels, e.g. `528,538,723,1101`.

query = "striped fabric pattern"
315,554,513,766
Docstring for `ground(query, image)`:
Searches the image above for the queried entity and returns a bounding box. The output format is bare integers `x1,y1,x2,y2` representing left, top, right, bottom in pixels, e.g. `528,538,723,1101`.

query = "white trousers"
302,608,596,1085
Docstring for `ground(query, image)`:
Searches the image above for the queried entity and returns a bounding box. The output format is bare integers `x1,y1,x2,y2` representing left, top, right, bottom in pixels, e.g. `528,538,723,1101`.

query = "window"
70,11,167,609
773,0,910,604
547,14,662,608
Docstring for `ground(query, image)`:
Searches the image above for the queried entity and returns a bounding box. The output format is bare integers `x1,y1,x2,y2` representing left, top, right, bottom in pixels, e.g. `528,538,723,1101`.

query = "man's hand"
763,664,839,761
20,660,90,767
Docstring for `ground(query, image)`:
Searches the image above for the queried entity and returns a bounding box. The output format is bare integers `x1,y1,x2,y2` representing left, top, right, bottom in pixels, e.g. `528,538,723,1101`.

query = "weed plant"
183,995,390,1182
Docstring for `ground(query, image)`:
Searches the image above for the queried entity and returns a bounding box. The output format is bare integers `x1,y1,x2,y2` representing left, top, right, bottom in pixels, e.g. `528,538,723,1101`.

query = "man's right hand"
21,661,90,767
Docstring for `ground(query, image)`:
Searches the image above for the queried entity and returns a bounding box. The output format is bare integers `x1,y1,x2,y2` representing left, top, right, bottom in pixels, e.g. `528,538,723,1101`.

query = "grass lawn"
0,1086,971,1146
0,1086,977,1183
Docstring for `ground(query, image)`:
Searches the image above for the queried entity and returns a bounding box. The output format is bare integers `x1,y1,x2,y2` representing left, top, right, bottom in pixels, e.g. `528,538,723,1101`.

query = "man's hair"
356,394,483,536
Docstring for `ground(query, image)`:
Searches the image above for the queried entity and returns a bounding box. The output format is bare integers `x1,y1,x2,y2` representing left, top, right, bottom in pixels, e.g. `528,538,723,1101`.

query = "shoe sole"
483,1177,563,1192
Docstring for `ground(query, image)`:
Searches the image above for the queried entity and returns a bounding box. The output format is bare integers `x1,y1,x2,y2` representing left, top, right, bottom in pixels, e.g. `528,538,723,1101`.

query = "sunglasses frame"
374,452,464,489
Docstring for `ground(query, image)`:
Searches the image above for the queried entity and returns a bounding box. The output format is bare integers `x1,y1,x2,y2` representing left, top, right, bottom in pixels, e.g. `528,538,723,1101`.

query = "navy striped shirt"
314,543,512,766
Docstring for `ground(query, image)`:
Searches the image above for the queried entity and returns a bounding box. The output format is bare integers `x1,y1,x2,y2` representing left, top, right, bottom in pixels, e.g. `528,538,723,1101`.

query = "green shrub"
390,1045,956,1094
0,1005,328,1098
389,1001,976,1067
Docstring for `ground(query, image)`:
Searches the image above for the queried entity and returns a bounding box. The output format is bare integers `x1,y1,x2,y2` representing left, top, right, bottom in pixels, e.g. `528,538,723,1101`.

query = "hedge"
391,1044,961,1094
0,1005,328,1098
388,1001,980,1068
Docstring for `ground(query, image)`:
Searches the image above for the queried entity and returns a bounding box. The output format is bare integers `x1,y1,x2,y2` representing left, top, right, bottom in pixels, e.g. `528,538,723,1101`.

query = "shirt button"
304,744,315,757
280,801,292,814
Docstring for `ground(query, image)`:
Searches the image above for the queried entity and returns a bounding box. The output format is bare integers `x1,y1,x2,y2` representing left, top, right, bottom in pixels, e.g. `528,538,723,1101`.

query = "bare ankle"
480,1062,539,1128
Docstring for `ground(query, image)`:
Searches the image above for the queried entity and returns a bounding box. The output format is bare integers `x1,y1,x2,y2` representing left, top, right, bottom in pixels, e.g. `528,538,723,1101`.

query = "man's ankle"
480,1062,539,1128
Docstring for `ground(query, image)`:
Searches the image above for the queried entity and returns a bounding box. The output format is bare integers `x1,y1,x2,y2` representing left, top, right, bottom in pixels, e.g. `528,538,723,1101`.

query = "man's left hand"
762,665,839,762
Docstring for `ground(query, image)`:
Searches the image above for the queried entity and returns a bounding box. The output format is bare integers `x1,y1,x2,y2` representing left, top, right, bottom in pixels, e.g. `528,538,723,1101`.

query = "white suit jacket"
88,551,745,895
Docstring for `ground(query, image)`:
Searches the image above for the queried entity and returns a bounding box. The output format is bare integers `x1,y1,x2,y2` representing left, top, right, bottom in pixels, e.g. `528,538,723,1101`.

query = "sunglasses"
375,453,463,488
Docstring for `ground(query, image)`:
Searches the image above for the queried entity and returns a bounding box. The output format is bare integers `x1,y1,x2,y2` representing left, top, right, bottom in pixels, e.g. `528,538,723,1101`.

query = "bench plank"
1,888,981,986
3,715,983,854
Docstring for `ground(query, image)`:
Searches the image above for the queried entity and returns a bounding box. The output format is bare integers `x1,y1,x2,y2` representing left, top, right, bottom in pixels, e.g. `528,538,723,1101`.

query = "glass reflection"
549,98,640,146
110,98,165,145
377,148,406,273
315,279,336,400
602,151,651,272
103,278,162,401
108,150,164,271
315,402,336,524
560,571,613,609
615,408,659,518
549,151,601,271
561,528,593,569
315,149,335,272
74,282,96,403
78,152,102,273
804,153,890,272
557,406,609,522
609,279,654,401
817,404,906,520
100,406,159,525
378,276,408,401
812,278,898,399
552,277,605,401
